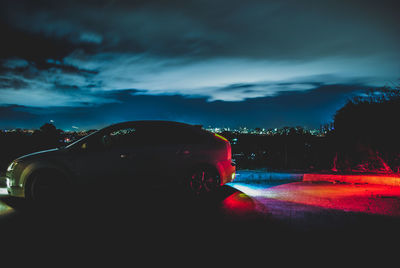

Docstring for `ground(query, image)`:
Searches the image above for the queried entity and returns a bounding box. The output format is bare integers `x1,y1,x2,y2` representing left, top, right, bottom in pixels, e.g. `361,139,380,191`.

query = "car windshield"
65,130,100,149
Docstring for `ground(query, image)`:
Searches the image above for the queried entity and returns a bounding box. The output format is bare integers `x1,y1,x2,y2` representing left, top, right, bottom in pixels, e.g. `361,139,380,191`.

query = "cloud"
79,32,103,44
0,88,105,107
0,83,364,130
63,51,400,102
1,50,397,107
0,59,114,107
1,58,29,69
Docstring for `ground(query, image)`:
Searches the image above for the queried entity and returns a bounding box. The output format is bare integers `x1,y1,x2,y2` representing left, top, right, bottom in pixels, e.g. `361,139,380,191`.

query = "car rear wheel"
187,167,221,196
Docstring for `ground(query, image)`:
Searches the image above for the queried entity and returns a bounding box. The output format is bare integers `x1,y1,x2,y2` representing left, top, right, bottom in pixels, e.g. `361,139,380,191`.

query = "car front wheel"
26,171,69,204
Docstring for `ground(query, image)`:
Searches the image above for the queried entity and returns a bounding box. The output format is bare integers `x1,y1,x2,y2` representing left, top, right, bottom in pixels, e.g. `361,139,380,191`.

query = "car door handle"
120,153,134,159
177,149,190,155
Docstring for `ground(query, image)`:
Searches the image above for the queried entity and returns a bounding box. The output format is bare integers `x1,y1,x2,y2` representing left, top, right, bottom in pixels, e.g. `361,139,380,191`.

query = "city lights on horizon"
0,124,333,137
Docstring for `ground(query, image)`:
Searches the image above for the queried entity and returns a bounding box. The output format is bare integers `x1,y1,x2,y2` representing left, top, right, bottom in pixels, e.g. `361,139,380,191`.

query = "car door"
70,127,143,188
139,126,194,186
100,126,145,185
68,131,123,186
120,126,172,186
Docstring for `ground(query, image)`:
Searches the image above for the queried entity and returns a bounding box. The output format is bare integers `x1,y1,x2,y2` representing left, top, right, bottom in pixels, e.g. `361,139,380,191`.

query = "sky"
0,0,399,130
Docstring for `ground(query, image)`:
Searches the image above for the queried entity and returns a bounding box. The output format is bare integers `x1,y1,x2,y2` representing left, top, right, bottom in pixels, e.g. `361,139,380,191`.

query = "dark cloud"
0,77,29,90
0,22,77,65
2,0,399,60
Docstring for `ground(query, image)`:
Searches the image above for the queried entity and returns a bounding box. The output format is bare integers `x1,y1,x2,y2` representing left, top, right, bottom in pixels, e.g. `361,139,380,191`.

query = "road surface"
1,173,400,258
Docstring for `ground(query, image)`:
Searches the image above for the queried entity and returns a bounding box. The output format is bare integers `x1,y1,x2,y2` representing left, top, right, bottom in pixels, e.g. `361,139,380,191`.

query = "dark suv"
6,121,236,201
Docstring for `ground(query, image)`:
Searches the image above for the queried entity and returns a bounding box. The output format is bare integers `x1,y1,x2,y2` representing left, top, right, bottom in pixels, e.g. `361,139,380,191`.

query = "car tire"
186,166,221,197
26,171,69,205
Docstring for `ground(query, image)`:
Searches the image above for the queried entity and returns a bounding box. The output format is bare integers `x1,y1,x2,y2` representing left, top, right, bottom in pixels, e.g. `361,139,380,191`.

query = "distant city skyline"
1,123,333,138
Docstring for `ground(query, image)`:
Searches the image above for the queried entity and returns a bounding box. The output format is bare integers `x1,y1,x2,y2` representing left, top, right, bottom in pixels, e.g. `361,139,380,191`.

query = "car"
5,121,236,202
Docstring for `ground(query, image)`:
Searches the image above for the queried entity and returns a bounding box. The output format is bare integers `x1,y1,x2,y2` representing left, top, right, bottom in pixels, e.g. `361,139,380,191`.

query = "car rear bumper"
217,160,236,185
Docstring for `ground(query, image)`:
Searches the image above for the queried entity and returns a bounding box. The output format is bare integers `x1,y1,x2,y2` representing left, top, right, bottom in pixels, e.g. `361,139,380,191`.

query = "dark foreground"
1,180,400,263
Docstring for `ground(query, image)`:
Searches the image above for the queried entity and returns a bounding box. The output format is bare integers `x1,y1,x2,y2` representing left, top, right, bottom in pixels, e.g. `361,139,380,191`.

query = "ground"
1,170,400,260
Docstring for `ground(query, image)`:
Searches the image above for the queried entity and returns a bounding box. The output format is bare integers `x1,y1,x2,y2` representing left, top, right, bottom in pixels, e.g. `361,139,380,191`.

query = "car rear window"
138,125,211,145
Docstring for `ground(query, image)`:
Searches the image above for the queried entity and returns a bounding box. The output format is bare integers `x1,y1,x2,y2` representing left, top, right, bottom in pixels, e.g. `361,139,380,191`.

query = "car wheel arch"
186,163,220,179
24,167,71,200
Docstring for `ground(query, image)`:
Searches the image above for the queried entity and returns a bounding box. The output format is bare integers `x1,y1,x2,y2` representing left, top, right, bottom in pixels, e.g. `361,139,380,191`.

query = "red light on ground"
303,173,400,187
221,192,256,215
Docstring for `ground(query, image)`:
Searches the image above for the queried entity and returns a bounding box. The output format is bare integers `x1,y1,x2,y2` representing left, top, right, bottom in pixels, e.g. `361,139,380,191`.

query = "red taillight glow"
214,133,231,160
214,133,228,142
227,142,232,161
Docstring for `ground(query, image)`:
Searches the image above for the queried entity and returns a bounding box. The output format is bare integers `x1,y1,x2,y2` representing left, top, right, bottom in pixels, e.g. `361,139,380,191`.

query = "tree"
40,123,57,134
35,123,64,147
333,84,400,172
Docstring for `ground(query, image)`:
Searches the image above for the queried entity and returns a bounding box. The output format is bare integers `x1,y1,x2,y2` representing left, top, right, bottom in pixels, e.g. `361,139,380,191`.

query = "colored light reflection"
303,173,400,187
228,181,400,217
228,183,273,197
0,188,13,217
221,191,256,215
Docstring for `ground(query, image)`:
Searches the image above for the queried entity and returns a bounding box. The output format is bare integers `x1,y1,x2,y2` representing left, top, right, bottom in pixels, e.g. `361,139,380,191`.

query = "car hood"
17,148,62,161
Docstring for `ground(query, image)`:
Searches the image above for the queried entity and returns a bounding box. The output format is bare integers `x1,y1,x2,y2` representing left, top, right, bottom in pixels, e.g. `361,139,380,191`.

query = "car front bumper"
6,177,24,197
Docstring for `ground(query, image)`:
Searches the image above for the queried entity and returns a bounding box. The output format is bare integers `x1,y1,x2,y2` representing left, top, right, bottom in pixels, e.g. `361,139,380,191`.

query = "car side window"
153,127,207,145
103,127,137,148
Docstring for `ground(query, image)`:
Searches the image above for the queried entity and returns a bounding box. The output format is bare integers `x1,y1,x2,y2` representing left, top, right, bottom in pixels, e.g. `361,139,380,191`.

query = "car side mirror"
80,141,105,152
